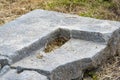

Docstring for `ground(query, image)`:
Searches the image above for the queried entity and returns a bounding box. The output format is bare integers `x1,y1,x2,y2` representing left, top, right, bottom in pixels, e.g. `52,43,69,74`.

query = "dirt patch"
83,55,120,80
44,37,69,53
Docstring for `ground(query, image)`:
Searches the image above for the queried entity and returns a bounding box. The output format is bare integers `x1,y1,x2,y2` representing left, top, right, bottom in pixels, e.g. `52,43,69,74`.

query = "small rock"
16,66,23,73
0,58,9,69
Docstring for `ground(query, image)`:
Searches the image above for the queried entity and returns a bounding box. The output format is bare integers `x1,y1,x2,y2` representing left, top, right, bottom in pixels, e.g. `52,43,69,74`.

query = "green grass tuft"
39,0,120,21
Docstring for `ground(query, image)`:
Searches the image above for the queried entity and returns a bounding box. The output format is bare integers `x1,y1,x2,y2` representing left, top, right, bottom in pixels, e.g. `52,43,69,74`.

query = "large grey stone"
11,39,106,79
0,9,120,80
0,9,120,63
0,70,48,80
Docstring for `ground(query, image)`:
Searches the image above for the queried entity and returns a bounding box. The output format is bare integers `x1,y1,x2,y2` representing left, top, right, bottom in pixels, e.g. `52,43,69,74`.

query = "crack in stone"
10,66,50,76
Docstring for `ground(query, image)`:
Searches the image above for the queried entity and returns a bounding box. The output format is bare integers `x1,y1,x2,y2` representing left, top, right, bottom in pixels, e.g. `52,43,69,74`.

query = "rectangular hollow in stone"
12,39,106,80
0,9,120,80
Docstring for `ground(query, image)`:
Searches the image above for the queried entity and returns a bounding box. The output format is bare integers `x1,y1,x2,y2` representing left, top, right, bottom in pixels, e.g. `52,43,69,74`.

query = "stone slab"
12,39,106,79
0,9,120,64
0,70,48,80
0,9,120,80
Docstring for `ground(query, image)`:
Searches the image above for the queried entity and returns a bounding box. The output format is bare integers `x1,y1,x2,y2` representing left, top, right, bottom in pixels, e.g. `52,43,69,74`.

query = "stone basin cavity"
11,28,107,80
43,29,70,53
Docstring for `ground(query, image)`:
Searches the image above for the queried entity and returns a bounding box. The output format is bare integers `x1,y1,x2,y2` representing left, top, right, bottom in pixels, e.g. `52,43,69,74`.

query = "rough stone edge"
1,28,119,80
0,56,10,69
45,28,120,80
49,58,93,80
92,28,120,67
5,27,109,64
8,28,61,64
0,69,49,80
71,30,111,44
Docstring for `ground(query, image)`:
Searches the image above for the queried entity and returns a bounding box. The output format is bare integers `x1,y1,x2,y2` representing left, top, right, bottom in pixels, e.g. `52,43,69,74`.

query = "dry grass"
0,0,120,25
83,54,120,80
96,55,120,80
0,0,47,25
44,37,69,53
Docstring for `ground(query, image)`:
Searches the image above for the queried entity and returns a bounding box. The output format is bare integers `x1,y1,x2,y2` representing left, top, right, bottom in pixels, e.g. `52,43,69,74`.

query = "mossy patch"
84,70,99,80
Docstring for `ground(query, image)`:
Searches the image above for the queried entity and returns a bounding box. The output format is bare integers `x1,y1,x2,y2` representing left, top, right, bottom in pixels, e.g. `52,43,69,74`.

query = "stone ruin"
0,9,120,80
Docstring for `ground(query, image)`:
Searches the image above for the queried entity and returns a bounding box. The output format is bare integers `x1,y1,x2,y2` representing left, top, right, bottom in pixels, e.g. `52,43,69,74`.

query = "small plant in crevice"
84,69,99,80
44,36,69,53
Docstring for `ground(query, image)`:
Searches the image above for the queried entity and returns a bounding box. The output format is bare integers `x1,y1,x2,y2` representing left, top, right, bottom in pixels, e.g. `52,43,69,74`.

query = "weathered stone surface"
0,9,120,63
108,28,120,56
0,9,120,80
71,30,111,43
0,66,10,76
11,39,106,79
0,70,48,80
